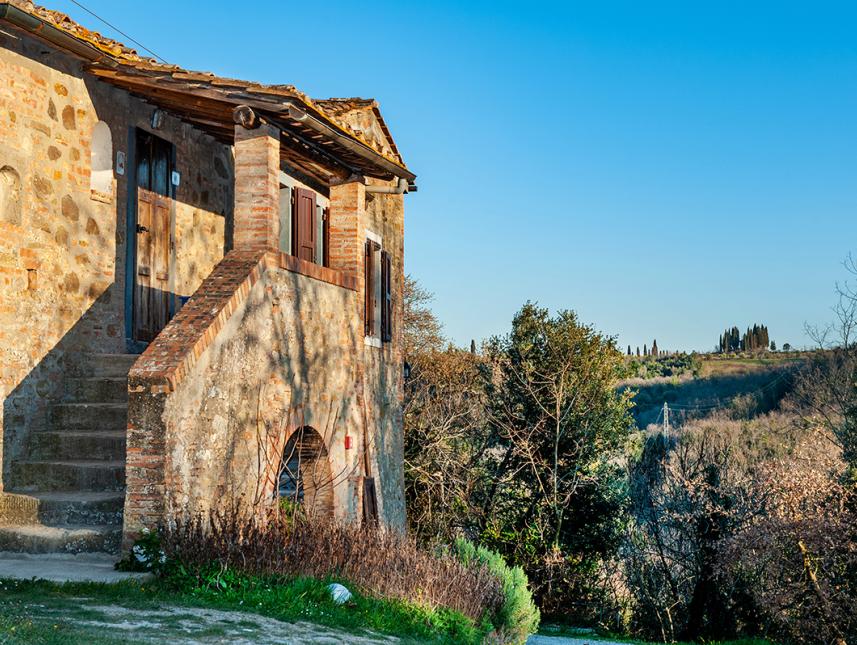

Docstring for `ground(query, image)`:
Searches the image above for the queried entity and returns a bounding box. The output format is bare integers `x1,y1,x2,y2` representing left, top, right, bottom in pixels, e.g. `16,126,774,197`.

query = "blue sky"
52,0,857,352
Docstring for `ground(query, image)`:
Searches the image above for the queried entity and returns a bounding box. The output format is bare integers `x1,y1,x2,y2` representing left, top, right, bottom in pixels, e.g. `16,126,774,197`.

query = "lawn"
0,572,484,644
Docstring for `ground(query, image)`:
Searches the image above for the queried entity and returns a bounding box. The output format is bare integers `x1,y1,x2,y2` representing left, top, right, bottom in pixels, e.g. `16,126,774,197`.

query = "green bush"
452,538,540,644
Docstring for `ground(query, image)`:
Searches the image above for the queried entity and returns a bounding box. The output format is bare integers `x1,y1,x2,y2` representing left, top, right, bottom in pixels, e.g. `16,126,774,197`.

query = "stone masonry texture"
0,28,232,488
1,19,407,550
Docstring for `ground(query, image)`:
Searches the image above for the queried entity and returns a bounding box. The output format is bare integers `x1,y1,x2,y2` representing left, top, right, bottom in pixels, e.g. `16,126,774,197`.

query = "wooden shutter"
362,477,379,524
381,251,392,342
292,187,316,262
322,207,330,268
364,240,374,336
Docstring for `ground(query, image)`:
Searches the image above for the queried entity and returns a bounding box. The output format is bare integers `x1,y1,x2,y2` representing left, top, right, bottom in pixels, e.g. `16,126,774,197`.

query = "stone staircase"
0,353,136,554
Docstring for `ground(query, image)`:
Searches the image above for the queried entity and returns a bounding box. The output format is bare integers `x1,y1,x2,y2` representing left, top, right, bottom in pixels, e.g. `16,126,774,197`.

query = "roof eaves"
0,0,412,176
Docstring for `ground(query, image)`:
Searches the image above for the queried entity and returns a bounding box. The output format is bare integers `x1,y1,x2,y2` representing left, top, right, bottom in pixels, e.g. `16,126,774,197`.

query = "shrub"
159,510,504,625
452,538,540,644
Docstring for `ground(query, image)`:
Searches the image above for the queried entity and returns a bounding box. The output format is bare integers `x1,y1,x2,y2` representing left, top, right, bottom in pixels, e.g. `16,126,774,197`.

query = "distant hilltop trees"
718,324,771,353
627,339,673,357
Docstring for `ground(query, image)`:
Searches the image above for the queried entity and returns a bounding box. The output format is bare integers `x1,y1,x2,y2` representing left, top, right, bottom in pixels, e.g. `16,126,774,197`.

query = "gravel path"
528,634,630,645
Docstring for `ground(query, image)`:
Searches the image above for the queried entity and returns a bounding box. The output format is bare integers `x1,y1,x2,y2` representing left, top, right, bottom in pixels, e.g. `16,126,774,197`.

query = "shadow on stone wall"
1,39,234,492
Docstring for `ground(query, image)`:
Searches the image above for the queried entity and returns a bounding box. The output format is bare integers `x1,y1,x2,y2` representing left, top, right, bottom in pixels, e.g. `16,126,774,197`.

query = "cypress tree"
652,339,659,357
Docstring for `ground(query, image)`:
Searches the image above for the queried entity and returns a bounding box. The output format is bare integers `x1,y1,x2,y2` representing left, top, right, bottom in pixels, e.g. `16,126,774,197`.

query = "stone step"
63,377,128,403
12,460,125,492
0,523,121,554
29,430,126,461
4,491,124,527
70,353,139,378
50,402,127,431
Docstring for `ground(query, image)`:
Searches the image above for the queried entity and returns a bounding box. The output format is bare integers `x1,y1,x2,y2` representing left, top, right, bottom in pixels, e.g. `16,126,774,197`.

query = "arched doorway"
277,426,334,517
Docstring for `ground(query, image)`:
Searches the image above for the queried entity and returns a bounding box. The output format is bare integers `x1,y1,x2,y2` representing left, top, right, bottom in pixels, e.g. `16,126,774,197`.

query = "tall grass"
160,510,504,623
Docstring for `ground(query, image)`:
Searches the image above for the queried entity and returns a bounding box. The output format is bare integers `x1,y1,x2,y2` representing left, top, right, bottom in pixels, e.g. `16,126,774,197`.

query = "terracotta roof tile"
3,0,408,171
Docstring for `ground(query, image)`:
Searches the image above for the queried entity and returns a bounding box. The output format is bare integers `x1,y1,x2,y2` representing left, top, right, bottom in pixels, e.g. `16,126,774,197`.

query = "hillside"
621,353,808,429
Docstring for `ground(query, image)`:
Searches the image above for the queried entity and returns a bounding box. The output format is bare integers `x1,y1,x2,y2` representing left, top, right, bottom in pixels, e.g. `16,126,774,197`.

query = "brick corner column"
328,180,366,276
233,123,281,250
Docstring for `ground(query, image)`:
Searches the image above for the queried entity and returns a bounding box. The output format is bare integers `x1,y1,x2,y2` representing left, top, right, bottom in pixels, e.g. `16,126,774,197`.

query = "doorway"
132,129,175,343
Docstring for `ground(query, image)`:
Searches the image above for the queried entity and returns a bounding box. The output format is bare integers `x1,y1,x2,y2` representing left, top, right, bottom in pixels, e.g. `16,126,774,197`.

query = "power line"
662,372,791,412
68,0,167,64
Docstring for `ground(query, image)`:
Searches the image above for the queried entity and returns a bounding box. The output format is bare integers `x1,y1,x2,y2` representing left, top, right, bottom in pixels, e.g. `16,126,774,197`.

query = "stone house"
0,0,415,554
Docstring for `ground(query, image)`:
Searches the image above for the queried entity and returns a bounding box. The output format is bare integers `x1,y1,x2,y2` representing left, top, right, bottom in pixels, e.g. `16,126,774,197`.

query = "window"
277,426,334,517
135,129,172,197
364,232,393,344
277,176,329,266
90,121,113,195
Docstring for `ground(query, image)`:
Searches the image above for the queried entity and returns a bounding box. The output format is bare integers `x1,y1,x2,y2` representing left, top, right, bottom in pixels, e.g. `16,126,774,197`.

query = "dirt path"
4,596,403,644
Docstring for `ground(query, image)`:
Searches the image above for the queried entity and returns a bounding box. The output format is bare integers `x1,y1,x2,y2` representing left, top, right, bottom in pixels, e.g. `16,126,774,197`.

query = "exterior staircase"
0,353,135,554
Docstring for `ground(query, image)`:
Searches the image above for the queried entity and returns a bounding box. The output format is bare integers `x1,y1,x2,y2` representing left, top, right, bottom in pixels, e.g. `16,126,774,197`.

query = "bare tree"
403,275,445,361
722,442,857,645
793,255,857,469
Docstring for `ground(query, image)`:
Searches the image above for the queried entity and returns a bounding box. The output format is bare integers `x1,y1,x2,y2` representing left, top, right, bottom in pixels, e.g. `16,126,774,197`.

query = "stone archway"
277,426,334,517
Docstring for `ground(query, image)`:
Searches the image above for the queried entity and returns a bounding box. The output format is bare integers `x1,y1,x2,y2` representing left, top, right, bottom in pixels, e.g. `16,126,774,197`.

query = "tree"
644,344,648,357
480,303,634,614
722,444,857,645
770,341,776,351
792,255,857,470
652,339,659,358
404,348,490,542
403,275,445,361
637,346,641,357
628,345,632,356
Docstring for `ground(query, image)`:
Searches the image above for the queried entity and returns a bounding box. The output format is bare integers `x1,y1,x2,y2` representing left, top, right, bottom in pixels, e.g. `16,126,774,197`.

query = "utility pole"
663,402,670,437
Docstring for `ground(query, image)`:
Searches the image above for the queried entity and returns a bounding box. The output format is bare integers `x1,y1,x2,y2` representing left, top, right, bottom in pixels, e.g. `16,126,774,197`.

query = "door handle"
136,224,149,234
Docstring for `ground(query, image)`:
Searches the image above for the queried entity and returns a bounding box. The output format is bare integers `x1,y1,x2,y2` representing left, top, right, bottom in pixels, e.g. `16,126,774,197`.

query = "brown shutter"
322,207,330,268
364,240,374,336
381,251,392,342
362,477,379,524
292,187,316,262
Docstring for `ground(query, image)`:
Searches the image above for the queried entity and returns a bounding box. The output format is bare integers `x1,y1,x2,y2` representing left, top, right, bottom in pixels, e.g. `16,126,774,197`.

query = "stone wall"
362,187,406,527
125,251,366,543
1,27,408,537
0,28,232,488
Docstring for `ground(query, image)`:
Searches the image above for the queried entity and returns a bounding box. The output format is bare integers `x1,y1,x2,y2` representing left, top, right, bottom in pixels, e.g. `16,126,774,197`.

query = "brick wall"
233,124,279,250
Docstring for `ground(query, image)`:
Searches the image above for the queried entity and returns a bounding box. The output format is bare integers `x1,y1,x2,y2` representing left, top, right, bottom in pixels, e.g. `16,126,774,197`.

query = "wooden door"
134,187,172,342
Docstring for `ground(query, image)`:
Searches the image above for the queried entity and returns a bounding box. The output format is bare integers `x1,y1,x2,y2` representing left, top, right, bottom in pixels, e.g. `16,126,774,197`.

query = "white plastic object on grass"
328,583,353,604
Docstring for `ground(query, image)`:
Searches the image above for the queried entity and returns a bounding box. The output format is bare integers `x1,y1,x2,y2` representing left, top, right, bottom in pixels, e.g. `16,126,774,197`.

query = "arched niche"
0,165,22,225
90,121,113,194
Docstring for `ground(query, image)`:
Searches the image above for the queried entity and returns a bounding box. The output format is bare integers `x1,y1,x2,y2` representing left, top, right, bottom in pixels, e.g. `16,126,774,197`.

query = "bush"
159,510,504,625
452,538,540,644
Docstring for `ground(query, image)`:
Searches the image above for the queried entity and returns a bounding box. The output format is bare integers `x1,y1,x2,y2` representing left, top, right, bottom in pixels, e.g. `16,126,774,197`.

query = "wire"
68,0,168,64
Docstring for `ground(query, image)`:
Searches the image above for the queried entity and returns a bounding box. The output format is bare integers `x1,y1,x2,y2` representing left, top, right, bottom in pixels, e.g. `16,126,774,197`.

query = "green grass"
0,569,488,645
